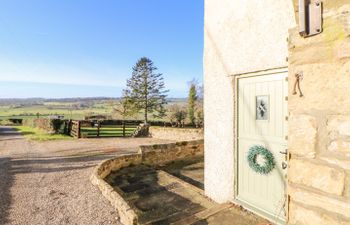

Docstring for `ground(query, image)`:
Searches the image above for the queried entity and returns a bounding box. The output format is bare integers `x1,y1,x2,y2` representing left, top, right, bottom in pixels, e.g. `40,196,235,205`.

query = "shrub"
0,120,14,126
23,118,35,127
51,119,64,134
22,118,65,134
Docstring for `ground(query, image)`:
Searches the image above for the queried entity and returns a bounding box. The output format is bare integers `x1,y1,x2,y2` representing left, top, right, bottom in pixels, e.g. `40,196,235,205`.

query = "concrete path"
0,126,173,225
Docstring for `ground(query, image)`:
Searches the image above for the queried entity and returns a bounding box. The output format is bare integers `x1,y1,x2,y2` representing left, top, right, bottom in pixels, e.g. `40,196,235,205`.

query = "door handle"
280,150,288,161
279,150,287,155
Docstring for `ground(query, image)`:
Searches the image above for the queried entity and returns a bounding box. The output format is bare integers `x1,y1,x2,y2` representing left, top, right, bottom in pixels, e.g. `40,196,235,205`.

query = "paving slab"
105,162,268,225
193,206,268,225
159,156,204,189
105,164,215,225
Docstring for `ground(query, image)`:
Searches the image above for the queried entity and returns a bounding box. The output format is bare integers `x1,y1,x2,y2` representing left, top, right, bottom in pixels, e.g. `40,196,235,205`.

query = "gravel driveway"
0,126,172,225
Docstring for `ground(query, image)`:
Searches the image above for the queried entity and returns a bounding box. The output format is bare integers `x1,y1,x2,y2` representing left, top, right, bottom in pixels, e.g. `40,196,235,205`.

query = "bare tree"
113,90,136,120
167,104,187,127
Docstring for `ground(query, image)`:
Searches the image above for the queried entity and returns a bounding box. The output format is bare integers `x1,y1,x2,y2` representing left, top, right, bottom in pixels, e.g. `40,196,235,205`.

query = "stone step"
170,203,232,225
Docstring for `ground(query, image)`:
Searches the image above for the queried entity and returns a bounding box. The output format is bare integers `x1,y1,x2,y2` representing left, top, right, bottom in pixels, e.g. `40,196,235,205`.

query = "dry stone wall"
287,2,350,224
149,127,204,141
139,140,204,165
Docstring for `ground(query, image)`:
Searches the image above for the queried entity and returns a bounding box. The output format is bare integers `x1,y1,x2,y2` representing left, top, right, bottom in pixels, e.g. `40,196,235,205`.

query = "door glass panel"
256,95,269,120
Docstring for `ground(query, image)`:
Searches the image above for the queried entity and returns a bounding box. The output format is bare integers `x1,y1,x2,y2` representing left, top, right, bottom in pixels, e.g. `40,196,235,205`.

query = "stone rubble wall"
90,154,142,225
90,140,204,225
287,2,350,224
149,126,204,141
139,140,204,166
132,123,150,137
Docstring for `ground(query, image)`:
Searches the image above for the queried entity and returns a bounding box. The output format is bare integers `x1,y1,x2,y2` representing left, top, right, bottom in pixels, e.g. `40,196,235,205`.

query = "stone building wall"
149,127,203,141
287,2,350,224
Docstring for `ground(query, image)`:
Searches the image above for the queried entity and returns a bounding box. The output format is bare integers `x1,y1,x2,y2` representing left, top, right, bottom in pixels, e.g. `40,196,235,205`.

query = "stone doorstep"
170,203,233,225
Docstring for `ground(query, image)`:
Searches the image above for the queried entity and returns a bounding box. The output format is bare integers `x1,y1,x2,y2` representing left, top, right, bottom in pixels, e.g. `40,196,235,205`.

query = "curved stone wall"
90,140,204,225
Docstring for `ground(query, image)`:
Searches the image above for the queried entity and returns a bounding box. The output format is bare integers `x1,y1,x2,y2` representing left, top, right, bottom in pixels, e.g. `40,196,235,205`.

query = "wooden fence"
69,120,139,138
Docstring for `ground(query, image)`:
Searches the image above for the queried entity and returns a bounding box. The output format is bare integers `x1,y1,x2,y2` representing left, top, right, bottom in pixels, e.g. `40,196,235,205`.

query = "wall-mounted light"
299,0,323,37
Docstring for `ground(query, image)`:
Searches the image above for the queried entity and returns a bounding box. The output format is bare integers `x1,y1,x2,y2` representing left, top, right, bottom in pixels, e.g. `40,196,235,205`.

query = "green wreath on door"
247,145,275,175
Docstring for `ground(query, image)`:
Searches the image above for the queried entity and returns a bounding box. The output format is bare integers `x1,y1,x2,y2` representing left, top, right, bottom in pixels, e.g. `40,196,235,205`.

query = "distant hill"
0,97,188,120
0,97,187,106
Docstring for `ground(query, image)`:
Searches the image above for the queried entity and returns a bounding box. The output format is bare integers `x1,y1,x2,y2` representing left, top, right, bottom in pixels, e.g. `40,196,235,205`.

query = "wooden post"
97,121,100,137
67,120,71,135
123,121,126,137
63,121,67,134
77,121,81,139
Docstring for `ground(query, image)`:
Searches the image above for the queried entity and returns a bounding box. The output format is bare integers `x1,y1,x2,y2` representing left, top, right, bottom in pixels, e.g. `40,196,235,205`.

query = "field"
0,98,186,121
0,98,115,120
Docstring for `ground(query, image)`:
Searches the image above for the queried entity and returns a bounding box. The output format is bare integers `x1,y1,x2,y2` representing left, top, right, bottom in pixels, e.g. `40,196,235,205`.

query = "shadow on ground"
0,126,24,141
159,156,204,190
105,165,211,225
0,157,14,225
8,153,121,174
105,159,268,225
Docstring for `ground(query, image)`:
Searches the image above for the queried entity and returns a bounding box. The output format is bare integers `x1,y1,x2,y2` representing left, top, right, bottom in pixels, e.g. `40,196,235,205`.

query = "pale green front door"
237,72,288,224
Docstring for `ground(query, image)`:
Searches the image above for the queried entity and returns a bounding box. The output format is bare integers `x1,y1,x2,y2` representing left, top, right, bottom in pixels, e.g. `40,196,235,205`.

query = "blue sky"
0,0,204,98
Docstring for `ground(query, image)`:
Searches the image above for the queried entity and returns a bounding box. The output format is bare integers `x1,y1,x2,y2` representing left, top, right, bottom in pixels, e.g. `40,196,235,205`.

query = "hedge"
22,118,65,134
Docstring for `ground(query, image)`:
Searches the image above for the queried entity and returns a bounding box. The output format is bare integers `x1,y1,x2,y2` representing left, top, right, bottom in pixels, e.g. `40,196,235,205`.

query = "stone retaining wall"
287,2,350,224
139,140,204,165
90,139,204,225
149,127,203,141
90,154,142,225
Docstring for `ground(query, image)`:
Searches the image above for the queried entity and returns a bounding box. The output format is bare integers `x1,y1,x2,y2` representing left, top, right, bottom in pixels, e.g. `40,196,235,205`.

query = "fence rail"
69,120,139,138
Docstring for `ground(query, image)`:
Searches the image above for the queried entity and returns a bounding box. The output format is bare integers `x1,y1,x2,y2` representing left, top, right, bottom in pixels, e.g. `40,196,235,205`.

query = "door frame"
232,67,288,225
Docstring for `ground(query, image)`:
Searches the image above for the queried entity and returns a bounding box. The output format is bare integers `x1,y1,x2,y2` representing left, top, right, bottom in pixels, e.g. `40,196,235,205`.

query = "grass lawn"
13,126,73,141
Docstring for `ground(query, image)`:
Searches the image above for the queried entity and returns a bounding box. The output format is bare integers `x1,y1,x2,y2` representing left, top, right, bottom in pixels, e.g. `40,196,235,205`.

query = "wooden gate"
69,120,139,138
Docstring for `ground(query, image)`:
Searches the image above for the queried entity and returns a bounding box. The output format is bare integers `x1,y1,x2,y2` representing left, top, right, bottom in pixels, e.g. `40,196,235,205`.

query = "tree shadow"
0,157,14,225
0,127,21,136
105,165,210,225
7,153,120,175
0,126,24,142
17,131,35,135
159,156,204,189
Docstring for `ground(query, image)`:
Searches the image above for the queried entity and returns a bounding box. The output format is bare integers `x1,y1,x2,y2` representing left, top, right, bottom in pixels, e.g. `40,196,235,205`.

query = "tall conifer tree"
124,57,168,123
188,83,198,125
